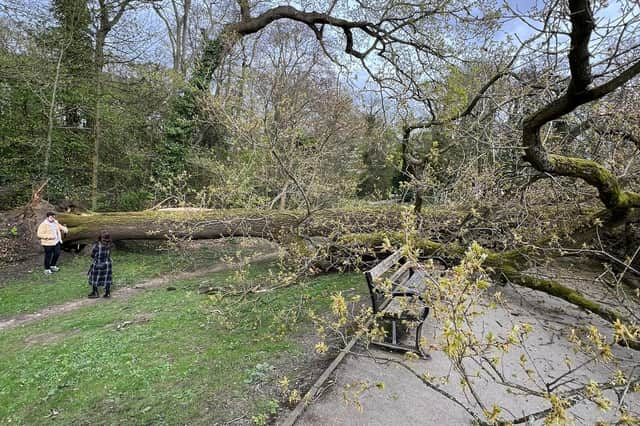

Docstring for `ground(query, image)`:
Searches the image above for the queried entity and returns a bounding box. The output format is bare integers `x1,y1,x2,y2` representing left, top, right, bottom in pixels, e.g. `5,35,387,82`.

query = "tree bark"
522,0,640,211
57,206,406,242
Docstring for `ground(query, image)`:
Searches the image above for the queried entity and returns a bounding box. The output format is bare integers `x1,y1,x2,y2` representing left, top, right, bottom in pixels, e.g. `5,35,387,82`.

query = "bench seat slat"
394,270,427,294
389,261,413,285
381,298,428,320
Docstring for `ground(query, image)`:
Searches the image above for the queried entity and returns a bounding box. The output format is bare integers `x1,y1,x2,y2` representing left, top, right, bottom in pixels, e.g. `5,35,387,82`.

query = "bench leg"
375,319,430,359
415,321,429,359
383,320,400,345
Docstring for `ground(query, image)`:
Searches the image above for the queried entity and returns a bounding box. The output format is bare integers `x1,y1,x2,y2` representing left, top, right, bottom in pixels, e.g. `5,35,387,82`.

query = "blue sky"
498,0,628,41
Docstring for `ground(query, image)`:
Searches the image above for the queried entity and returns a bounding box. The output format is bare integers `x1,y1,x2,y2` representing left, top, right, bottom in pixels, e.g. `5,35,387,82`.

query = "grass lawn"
0,246,366,425
0,239,270,318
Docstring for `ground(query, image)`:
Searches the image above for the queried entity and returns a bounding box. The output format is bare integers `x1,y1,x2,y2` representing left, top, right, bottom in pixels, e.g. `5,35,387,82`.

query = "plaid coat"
87,242,112,287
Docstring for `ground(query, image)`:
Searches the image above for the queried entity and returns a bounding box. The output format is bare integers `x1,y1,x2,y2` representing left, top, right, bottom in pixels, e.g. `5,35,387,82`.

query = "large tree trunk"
522,0,640,212
2,200,638,345
57,206,406,243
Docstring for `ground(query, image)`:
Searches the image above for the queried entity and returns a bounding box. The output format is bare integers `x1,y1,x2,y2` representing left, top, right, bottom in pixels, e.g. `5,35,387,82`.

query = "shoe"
44,269,53,275
103,292,111,298
88,286,99,298
50,266,60,272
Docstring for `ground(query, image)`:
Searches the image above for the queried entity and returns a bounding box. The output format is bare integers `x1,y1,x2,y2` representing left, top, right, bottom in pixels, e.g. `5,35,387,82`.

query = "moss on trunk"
549,154,640,209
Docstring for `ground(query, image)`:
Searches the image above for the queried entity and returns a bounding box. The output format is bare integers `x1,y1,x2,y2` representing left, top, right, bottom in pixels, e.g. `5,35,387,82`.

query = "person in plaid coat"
87,230,113,298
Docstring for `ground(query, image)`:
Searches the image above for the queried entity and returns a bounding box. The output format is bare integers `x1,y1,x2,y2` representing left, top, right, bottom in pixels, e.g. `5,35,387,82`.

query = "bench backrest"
365,249,412,313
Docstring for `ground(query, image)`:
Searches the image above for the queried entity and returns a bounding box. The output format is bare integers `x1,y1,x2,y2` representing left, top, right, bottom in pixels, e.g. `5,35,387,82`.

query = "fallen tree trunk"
56,206,407,243
60,206,632,334
2,202,637,346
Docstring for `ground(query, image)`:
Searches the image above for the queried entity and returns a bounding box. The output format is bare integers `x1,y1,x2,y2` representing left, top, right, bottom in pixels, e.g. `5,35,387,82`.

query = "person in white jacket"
36,212,69,274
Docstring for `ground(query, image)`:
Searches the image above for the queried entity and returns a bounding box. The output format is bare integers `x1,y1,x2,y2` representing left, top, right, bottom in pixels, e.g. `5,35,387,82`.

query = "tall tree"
522,0,640,213
49,0,94,177
89,0,153,210
152,0,192,75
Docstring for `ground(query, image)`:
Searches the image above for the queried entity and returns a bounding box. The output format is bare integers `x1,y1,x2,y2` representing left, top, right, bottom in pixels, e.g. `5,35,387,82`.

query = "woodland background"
3,0,636,217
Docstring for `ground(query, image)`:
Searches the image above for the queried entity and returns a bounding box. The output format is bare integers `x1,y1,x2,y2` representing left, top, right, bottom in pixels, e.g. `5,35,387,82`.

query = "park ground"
0,239,369,425
1,240,639,425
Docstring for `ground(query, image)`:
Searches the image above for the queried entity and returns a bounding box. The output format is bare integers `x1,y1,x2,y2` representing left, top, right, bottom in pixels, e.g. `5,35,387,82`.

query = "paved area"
294,279,640,425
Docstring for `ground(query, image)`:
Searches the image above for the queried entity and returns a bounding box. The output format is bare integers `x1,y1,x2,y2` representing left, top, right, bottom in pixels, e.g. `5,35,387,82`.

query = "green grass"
0,253,366,425
0,241,265,318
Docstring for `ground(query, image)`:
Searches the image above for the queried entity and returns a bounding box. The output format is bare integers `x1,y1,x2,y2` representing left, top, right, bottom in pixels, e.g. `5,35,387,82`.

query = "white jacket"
37,219,68,246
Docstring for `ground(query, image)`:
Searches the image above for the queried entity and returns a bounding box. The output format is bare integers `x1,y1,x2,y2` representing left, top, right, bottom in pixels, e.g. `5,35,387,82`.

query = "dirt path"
0,252,279,332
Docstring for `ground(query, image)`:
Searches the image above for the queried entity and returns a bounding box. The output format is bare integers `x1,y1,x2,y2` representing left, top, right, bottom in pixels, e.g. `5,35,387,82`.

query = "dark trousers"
44,243,61,269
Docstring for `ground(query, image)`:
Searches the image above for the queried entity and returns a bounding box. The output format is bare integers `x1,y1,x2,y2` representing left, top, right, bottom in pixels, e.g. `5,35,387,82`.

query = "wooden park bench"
364,249,447,358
